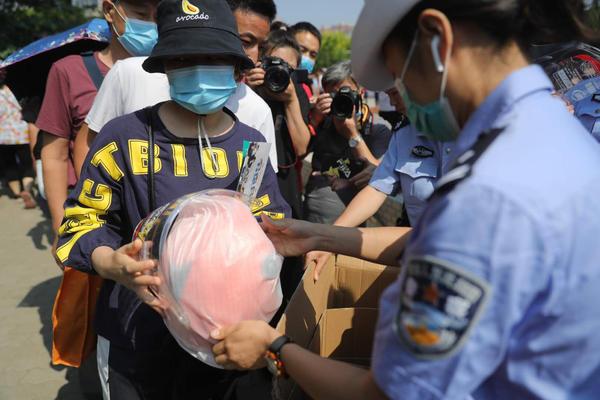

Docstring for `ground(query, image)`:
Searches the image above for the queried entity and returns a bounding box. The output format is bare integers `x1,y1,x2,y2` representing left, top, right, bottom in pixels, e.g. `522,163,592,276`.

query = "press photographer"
304,60,392,224
290,21,322,96
246,29,312,219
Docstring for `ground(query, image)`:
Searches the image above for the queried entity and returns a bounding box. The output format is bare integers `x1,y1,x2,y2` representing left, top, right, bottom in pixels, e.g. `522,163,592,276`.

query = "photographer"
248,30,312,219
304,60,391,224
290,22,321,75
290,22,322,98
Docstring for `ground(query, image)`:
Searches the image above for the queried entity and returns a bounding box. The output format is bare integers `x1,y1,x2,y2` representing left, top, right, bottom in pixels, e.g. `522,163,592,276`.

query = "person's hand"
260,215,320,257
211,321,280,370
51,234,64,270
262,78,296,103
349,161,377,190
313,170,347,191
551,91,575,114
332,110,359,141
313,93,332,127
245,62,265,90
329,177,353,192
92,239,165,316
304,250,333,281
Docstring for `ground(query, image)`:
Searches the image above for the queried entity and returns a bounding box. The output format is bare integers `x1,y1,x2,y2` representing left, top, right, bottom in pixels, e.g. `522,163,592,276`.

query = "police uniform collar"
414,130,452,150
451,65,553,165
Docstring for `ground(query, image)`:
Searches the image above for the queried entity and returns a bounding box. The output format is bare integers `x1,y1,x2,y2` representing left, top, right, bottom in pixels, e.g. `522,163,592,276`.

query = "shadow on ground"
19,277,102,400
27,216,53,251
1,184,54,251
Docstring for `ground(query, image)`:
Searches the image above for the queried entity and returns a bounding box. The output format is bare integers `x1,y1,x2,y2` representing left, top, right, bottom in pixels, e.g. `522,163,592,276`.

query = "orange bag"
51,267,103,367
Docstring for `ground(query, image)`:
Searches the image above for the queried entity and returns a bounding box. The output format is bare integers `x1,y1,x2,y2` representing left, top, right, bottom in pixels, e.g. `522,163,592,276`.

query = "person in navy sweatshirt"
56,0,290,398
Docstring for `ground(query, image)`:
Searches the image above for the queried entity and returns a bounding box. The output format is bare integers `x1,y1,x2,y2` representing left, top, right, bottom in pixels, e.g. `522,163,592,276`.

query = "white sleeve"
258,105,278,173
85,62,125,133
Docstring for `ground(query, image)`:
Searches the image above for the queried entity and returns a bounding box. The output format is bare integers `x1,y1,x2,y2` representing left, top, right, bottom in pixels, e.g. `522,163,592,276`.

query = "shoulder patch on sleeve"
394,256,491,360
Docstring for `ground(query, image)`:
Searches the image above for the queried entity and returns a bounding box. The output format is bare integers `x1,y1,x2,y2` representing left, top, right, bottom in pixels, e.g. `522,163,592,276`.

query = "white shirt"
86,57,278,171
377,91,395,112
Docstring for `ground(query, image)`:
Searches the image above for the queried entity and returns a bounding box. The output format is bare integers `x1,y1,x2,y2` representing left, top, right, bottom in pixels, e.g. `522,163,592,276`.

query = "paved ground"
0,193,101,400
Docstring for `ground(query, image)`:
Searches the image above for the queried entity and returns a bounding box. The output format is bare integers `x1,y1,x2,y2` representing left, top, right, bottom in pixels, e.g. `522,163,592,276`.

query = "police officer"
211,0,600,399
575,93,600,142
304,89,454,279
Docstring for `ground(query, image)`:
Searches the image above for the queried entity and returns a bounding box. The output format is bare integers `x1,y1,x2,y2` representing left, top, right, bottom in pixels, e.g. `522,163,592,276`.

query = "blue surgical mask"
299,56,315,74
112,5,157,56
167,65,238,115
394,33,460,142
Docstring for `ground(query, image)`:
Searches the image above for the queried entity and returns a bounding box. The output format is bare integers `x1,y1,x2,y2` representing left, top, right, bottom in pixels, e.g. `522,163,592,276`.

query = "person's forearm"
335,186,387,228
43,158,69,232
352,141,380,166
91,246,114,277
281,344,387,400
41,138,70,232
73,124,91,179
312,225,410,265
285,97,311,157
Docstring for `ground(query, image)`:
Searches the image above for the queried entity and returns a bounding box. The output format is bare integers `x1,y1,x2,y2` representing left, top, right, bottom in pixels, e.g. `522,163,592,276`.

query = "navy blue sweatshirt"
56,105,290,349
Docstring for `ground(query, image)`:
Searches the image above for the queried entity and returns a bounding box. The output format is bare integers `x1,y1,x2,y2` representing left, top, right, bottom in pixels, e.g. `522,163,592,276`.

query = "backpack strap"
81,52,104,90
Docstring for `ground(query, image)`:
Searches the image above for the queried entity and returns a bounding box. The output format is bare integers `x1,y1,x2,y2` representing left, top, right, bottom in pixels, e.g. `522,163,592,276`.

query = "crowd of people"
0,69,38,209
2,0,600,398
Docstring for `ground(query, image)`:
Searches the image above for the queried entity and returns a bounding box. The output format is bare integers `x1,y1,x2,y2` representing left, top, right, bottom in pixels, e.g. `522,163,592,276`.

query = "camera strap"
145,107,157,212
358,103,373,135
275,114,300,169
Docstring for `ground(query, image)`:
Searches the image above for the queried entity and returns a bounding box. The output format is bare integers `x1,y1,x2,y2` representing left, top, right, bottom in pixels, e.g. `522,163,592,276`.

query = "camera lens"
331,93,355,120
265,66,290,93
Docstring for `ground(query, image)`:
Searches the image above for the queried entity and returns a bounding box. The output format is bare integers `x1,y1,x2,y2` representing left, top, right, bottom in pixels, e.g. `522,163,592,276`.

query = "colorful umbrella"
0,18,110,99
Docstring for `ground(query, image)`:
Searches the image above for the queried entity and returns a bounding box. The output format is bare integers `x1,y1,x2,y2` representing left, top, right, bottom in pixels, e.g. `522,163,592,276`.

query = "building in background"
71,0,99,7
321,24,353,35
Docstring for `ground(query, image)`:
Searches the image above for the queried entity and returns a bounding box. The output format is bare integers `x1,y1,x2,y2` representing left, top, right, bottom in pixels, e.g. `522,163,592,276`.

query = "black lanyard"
145,107,157,212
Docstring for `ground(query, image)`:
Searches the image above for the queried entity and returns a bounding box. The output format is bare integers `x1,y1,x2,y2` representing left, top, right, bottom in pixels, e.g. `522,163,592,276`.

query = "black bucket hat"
142,0,254,73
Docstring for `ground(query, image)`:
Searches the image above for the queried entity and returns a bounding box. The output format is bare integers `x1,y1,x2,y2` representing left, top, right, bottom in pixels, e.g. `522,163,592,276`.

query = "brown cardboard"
275,256,399,399
309,308,378,365
276,255,398,339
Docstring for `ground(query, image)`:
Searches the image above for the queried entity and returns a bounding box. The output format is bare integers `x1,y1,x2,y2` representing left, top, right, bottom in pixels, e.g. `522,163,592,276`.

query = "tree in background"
315,31,351,70
0,0,89,59
588,0,600,33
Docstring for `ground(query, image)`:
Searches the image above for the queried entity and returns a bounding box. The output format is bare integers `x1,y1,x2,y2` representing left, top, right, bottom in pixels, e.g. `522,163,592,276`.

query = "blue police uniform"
371,65,600,399
369,124,454,225
574,93,600,142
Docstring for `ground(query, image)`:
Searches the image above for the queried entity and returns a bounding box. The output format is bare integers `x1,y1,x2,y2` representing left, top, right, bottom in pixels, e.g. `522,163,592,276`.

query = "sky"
276,0,363,28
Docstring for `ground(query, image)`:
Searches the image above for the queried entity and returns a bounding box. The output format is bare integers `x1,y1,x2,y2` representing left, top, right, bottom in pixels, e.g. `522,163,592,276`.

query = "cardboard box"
275,255,399,399
307,307,378,366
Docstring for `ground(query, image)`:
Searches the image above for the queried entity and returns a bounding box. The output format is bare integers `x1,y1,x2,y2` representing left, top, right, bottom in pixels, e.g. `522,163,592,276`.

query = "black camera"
262,56,292,93
331,87,360,120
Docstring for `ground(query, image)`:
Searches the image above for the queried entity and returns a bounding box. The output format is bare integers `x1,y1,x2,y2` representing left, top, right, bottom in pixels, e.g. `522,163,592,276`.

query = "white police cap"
351,0,420,91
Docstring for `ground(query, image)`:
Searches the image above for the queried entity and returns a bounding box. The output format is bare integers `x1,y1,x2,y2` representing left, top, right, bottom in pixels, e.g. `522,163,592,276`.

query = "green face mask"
394,32,460,142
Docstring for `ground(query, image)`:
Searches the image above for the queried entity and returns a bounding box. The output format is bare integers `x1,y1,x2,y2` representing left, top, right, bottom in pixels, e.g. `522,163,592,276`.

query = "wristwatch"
348,134,364,148
265,335,293,378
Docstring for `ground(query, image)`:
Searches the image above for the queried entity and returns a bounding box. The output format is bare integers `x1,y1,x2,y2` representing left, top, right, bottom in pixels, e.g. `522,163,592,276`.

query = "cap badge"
177,0,209,22
182,0,199,15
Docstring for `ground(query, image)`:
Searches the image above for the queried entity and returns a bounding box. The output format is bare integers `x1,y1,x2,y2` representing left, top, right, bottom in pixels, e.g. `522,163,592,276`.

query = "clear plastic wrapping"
133,189,283,368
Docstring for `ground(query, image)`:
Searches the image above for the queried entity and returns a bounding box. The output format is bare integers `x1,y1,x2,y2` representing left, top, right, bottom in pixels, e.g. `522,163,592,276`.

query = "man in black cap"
56,1,291,399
